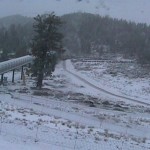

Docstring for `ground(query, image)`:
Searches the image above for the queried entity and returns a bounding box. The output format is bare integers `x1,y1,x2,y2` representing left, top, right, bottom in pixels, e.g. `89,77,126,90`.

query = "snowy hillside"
70,59,150,104
0,60,150,150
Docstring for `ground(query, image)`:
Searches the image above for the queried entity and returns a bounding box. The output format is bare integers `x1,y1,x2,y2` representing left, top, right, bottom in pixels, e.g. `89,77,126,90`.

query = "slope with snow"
0,61,149,150
68,59,150,105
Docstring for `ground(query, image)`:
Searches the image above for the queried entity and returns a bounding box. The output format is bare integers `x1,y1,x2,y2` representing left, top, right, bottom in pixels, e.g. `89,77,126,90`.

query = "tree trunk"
37,72,43,89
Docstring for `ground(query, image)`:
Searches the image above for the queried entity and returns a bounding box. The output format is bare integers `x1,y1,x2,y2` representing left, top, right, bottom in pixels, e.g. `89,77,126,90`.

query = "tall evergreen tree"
31,13,63,89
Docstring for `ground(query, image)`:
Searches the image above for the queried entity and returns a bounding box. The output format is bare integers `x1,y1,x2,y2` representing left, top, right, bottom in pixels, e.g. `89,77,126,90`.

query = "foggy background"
0,0,150,24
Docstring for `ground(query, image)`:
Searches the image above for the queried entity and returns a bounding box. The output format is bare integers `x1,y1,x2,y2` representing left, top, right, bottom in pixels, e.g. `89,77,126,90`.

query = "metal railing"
0,55,33,74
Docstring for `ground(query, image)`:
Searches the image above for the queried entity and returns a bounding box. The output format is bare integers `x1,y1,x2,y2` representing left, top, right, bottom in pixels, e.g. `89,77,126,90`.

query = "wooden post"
1,74,3,84
28,63,31,68
12,69,15,83
22,71,26,85
21,66,24,80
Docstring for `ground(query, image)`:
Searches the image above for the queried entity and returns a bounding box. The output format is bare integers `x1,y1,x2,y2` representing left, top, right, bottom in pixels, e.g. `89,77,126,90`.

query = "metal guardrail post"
1,74,3,84
28,63,31,68
21,66,24,80
12,69,15,83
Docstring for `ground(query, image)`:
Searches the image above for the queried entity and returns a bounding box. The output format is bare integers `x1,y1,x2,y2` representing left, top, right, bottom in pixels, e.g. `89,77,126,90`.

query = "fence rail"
0,55,33,74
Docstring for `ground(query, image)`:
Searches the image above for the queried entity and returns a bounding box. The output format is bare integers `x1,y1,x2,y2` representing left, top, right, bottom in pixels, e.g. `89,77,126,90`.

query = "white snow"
0,60,150,150
67,59,150,105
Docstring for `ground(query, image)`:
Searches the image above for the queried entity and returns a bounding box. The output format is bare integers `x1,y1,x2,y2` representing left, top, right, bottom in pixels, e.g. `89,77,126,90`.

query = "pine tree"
31,13,63,89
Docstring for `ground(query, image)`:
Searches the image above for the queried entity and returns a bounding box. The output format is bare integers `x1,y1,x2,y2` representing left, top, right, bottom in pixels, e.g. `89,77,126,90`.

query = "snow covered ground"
0,60,150,150
70,59,150,104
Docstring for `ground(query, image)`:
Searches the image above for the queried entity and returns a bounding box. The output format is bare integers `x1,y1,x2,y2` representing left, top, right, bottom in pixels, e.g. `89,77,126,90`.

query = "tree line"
61,12,150,63
1,12,150,64
0,18,34,61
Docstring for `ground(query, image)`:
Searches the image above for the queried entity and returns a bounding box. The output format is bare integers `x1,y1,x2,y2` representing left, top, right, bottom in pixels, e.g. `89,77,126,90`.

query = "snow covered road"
64,59,150,107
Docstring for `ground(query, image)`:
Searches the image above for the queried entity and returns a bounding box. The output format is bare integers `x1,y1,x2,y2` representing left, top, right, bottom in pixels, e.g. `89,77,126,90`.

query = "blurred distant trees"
0,22,33,61
61,13,150,63
1,12,150,64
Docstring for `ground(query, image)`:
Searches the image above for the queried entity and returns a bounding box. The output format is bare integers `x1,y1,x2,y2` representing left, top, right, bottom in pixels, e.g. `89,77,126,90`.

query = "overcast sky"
0,0,150,24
